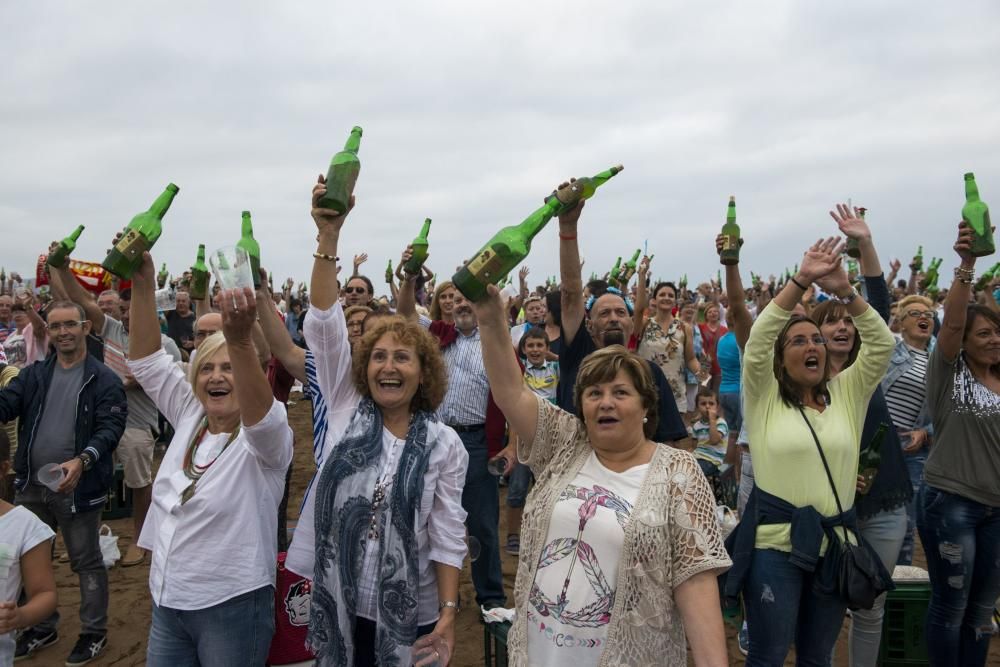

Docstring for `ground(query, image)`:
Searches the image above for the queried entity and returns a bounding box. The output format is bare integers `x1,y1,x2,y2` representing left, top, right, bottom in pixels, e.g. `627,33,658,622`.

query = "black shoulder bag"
797,407,894,610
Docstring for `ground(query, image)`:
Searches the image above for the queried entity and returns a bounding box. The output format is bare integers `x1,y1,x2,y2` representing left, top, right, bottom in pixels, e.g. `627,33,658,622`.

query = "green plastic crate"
484,620,510,667
102,465,133,521
878,580,930,665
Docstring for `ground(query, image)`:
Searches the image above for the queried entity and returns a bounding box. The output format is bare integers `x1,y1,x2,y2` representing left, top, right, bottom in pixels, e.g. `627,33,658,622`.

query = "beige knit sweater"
505,397,731,666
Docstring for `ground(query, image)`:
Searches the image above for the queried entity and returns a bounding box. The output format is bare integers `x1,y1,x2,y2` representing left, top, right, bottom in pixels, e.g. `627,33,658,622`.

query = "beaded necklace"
180,416,240,504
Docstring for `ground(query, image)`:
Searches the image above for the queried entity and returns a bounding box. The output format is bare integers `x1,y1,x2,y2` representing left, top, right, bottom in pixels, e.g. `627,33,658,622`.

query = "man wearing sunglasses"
342,275,374,308
0,300,127,665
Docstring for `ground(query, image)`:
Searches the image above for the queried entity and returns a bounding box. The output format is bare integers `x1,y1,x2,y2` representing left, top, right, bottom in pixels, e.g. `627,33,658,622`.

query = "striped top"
884,346,929,433
299,350,329,510
420,315,490,426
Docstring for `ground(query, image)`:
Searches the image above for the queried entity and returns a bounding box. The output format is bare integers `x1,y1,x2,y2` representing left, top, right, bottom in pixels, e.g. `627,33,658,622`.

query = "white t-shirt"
526,452,648,667
0,507,54,666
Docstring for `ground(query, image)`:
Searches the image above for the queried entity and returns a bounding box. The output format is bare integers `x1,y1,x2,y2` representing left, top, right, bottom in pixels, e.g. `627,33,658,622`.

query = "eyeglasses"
784,334,827,348
47,320,84,332
905,310,935,320
343,287,368,295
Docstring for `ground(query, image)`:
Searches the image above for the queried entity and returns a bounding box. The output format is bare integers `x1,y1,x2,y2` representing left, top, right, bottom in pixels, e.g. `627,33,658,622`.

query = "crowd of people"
0,172,998,667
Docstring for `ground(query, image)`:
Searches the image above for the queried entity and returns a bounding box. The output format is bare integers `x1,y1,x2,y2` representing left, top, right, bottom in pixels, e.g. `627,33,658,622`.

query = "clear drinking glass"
209,245,255,291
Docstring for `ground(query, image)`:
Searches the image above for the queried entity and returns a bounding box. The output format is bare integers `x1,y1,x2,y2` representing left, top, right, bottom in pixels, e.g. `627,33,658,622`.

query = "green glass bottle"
619,249,642,286
47,225,85,269
962,172,994,257
452,165,624,301
237,210,262,289
680,274,688,290
913,245,924,271
157,263,169,288
720,196,741,265
857,423,887,496
608,257,623,284
403,218,432,275
103,183,180,279
385,259,394,284
189,245,209,300
974,262,1000,291
922,257,942,291
845,206,866,259
318,126,362,214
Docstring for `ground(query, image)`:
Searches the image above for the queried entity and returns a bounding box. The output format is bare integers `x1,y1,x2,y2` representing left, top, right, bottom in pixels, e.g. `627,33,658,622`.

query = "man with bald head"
96,290,123,321
555,197,688,444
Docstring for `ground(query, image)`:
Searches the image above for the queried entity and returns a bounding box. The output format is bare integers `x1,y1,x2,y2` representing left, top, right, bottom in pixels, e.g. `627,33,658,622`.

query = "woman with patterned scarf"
285,175,468,667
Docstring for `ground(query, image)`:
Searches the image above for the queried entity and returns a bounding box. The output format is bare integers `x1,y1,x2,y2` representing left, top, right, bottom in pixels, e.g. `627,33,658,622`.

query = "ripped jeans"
916,484,1000,667
743,548,847,666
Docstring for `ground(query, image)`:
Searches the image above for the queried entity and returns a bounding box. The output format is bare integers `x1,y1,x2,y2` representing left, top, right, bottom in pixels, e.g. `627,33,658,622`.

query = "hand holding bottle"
311,174,355,232
554,179,586,228
469,283,508,331
953,221,977,266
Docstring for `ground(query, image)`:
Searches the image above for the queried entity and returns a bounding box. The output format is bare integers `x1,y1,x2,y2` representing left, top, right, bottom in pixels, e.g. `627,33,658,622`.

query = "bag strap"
796,406,847,519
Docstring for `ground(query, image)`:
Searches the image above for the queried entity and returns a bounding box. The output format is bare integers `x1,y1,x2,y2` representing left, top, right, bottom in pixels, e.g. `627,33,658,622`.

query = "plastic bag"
716,505,739,538
99,524,120,568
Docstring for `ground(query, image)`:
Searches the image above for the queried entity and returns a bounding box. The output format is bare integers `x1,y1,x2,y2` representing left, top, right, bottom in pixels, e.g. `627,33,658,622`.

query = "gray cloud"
2,0,999,290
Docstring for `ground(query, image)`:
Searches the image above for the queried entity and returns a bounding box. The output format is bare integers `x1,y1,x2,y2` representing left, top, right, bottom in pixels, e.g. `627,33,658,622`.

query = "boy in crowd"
689,386,729,480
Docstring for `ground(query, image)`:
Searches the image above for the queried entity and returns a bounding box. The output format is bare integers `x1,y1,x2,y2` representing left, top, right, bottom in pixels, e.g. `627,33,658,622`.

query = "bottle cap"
166,183,180,193
964,172,975,180
352,126,363,134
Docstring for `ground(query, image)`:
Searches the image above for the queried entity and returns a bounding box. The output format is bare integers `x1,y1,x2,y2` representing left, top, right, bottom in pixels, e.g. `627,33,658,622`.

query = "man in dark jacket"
0,300,127,665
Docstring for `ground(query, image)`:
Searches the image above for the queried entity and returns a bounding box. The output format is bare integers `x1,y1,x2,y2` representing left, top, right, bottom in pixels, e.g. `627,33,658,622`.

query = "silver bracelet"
438,600,459,612
835,288,859,305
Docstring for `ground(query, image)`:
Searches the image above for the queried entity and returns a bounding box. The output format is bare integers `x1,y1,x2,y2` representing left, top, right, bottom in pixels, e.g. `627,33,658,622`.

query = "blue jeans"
15,483,107,635
916,485,1000,666
849,506,907,667
506,462,533,509
897,446,927,566
743,548,847,666
146,586,275,666
457,428,506,606
719,391,743,434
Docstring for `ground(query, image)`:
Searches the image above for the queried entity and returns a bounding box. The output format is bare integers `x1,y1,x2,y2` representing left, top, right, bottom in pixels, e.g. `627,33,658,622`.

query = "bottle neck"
966,182,980,201
242,216,254,238
344,131,362,153
149,187,178,219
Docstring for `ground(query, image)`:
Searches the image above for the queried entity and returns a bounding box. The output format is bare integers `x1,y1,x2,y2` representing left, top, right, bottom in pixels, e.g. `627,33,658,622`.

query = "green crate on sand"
484,620,510,666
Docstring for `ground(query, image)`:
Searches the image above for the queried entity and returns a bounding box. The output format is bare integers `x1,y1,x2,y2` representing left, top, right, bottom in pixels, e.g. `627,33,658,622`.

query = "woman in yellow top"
735,236,894,666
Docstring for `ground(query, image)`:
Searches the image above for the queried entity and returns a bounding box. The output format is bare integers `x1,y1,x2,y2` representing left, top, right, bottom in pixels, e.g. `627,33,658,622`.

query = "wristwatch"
76,452,94,472
438,600,460,612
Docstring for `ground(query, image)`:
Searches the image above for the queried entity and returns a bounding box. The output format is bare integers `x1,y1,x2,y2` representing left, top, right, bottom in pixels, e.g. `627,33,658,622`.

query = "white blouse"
286,302,469,626
129,349,294,610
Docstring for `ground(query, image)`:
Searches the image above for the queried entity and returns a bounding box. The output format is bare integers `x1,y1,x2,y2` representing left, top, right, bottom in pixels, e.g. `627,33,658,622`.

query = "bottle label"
721,234,739,252
465,245,507,282
114,229,151,260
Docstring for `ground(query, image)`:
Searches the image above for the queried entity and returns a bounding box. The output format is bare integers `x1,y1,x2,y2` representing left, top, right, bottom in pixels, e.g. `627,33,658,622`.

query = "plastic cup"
411,633,450,667
154,286,177,311
487,457,507,477
209,245,255,291
38,463,65,492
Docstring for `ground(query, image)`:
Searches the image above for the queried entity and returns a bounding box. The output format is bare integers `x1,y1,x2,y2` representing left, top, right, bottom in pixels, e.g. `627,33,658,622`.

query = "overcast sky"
3,1,1000,293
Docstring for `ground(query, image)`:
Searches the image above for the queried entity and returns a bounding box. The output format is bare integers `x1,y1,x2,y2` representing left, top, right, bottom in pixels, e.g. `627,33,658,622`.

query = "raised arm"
937,222,977,363
830,203,890,321
256,269,306,383
471,284,538,443
715,234,752,350
219,287,272,427
50,263,105,333
127,253,165,361
310,174,353,310
632,255,651,338
395,245,419,320
558,194,587,346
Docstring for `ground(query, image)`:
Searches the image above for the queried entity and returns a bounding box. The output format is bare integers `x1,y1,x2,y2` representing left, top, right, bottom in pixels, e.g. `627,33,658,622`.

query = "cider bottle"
385,260,394,284
857,423,887,496
619,249,642,286
403,218,432,275
452,165,623,302
103,183,180,279
608,257,623,284
47,225,85,269
720,196,741,265
189,244,210,301
237,210,262,289
846,207,865,259
318,126,362,214
962,172,994,257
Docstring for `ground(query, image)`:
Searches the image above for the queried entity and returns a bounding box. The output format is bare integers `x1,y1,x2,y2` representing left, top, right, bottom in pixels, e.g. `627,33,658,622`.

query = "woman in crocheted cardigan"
474,283,731,667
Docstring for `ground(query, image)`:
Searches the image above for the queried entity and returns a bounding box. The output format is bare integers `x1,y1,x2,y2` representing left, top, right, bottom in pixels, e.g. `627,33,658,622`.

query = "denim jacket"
880,337,935,436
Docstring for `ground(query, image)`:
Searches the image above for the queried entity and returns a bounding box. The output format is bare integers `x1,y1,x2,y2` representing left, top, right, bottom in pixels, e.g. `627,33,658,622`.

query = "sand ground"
17,395,999,665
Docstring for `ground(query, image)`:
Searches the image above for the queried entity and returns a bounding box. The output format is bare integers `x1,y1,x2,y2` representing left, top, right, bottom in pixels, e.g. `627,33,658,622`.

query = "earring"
642,417,648,424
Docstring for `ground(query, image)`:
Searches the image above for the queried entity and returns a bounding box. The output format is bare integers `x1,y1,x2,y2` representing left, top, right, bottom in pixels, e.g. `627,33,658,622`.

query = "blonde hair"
897,295,934,319
429,281,455,321
188,331,228,387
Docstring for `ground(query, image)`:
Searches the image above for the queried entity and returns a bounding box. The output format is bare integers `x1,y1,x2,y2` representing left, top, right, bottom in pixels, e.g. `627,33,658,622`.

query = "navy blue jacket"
0,354,127,512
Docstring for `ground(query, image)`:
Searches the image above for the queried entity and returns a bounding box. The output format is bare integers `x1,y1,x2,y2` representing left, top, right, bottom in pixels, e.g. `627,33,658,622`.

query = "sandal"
122,544,146,567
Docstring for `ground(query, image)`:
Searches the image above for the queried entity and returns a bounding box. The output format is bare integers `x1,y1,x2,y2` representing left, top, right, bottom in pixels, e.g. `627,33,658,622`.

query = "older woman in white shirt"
285,177,468,667
127,252,293,666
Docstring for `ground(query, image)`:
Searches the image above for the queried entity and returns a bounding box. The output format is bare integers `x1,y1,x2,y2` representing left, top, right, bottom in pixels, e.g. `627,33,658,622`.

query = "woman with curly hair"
286,176,468,667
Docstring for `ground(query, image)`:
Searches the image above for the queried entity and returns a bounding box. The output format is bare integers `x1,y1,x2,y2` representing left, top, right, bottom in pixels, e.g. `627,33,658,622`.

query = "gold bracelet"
313,252,337,263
